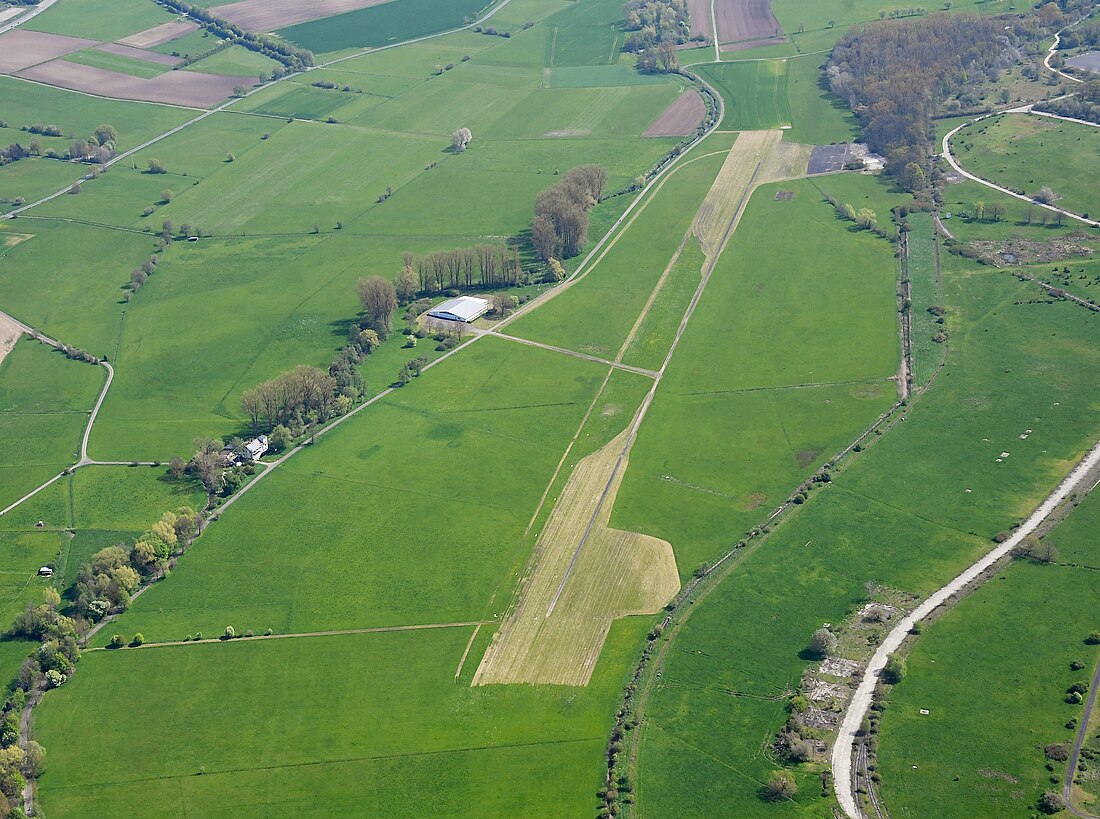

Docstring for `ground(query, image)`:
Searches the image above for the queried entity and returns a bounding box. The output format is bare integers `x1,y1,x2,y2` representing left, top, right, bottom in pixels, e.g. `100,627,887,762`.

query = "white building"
427,296,491,323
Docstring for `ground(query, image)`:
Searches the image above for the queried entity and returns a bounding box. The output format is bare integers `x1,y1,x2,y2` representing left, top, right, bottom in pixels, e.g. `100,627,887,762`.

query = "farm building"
427,296,491,323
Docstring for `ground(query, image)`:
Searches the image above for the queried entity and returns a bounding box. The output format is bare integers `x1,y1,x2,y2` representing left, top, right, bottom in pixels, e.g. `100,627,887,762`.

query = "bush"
109,634,124,649
762,770,797,801
131,633,145,646
222,625,236,639
807,628,837,659
1086,631,1100,645
1045,743,1070,761
882,654,906,684
1039,790,1065,813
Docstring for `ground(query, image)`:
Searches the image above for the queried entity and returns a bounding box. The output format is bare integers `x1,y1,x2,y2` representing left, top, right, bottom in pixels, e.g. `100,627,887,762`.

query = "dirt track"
118,19,199,49
212,0,390,31
716,0,781,45
644,89,706,137
16,60,254,107
0,29,97,73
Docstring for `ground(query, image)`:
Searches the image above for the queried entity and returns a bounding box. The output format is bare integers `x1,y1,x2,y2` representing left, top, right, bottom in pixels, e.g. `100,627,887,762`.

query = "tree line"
399,244,525,298
0,123,118,166
241,362,359,435
827,13,1021,192
155,0,314,71
531,164,608,264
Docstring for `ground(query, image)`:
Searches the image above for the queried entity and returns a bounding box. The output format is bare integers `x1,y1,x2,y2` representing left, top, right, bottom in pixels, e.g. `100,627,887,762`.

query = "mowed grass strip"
877,490,1100,818
952,112,1100,220
36,620,646,817
506,143,732,359
633,263,1100,815
60,48,169,80
474,429,679,686
92,337,612,640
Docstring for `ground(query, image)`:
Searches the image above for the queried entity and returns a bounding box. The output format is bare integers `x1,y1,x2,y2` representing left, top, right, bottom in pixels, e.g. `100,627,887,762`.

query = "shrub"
1071,660,1085,670
109,634,124,649
1066,691,1084,705
131,633,144,646
1039,790,1065,813
1086,631,1100,645
194,632,202,640
882,654,906,684
222,625,235,639
264,628,273,636
1045,743,1070,761
762,770,797,801
1068,681,1089,695
807,628,837,659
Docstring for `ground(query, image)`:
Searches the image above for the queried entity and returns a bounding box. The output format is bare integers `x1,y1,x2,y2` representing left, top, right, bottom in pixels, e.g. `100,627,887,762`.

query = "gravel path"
1064,654,1100,817
833,439,1100,818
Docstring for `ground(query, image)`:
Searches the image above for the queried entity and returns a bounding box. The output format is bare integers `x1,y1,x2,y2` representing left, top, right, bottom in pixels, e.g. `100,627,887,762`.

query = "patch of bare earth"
94,43,182,67
0,30,99,74
795,448,822,468
966,232,1095,267
118,20,199,49
472,430,680,687
644,89,705,138
16,60,254,107
685,0,713,41
715,0,782,46
0,314,25,368
211,0,391,31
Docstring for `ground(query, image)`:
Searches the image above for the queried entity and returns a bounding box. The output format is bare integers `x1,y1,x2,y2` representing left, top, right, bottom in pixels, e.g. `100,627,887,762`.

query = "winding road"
833,439,1100,819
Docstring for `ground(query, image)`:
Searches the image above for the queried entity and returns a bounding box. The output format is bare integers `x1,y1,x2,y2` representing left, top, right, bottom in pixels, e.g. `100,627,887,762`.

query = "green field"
697,59,791,131
633,258,1100,816
613,177,901,575
784,53,858,145
906,212,945,388
150,29,220,58
952,113,1100,220
183,45,281,77
24,0,178,41
0,338,103,513
277,0,493,54
877,490,1100,818
35,618,645,817
60,48,169,80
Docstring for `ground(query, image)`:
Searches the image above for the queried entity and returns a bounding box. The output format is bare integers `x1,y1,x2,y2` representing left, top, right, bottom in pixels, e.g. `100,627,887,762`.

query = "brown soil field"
692,129,781,255
473,429,680,687
716,0,781,45
16,60,253,107
686,0,713,41
118,19,199,49
720,34,786,52
644,89,705,137
0,314,24,368
211,0,390,32
95,43,182,67
0,29,98,74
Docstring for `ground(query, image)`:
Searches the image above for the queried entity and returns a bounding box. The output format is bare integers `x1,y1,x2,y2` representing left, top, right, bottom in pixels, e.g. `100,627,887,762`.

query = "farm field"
60,48,170,80
696,59,791,131
905,212,946,388
876,489,1100,818
952,113,1100,220
35,620,647,818
0,338,103,512
784,53,858,145
632,260,1100,816
277,0,493,54
23,0,178,42
183,45,281,77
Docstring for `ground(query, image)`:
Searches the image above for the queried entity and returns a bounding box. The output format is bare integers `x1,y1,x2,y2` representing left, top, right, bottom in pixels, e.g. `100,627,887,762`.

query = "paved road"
833,439,1100,819
1064,653,1100,817
1046,29,1085,85
0,0,57,36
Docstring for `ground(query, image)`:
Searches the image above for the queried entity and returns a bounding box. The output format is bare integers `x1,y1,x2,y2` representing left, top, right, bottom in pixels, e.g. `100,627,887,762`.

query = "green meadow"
184,45,281,77
0,339,103,512
36,619,646,818
277,0,493,54
614,177,901,573
697,59,792,131
878,490,1100,818
953,113,1100,220
90,338,612,641
784,53,858,145
61,49,168,80
633,255,1100,816
24,0,178,41
905,212,945,388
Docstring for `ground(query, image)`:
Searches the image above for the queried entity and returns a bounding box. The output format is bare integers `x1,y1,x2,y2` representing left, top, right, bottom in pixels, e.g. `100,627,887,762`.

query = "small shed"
427,296,491,323
38,567,53,578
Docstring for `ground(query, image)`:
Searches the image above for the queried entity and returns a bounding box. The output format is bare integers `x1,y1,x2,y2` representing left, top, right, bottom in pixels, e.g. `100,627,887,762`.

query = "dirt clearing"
0,30,98,74
644,89,706,137
0,314,25,368
118,19,199,49
473,429,680,687
692,129,781,255
211,0,391,32
716,0,782,46
94,43,182,67
16,60,253,107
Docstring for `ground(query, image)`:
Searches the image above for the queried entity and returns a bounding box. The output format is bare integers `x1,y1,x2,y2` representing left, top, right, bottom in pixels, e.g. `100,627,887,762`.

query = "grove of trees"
531,164,608,262
1036,78,1100,125
624,0,690,72
402,244,525,297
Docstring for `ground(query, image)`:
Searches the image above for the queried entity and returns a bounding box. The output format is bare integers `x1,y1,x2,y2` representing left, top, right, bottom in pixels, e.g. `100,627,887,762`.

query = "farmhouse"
223,435,269,464
427,296,491,323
